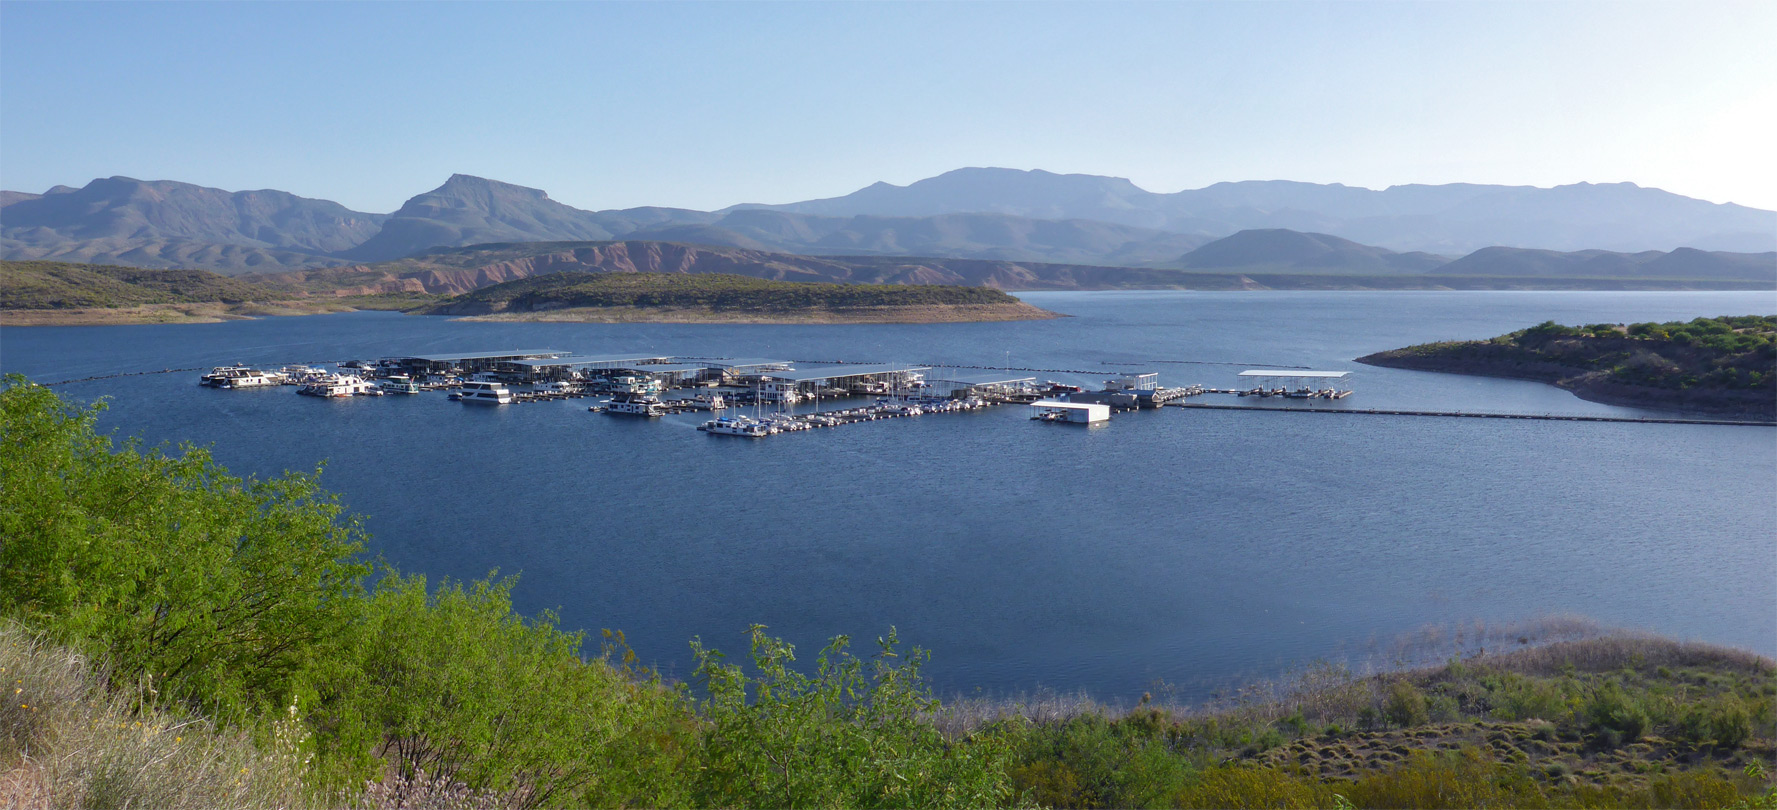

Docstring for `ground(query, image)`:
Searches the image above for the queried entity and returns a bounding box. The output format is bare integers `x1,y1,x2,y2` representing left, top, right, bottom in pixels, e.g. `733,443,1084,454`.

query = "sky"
2,1,1774,213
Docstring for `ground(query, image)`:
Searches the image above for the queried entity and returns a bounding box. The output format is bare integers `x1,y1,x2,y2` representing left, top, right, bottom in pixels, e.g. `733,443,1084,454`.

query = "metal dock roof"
1238,370,1350,379
698,358,794,369
764,364,931,382
398,349,570,363
503,354,674,369
632,362,718,373
927,371,1039,385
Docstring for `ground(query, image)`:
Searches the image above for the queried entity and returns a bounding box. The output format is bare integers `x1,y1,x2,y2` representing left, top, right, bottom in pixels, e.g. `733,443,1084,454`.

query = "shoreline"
0,300,374,326
440,302,1062,324
1356,349,1776,421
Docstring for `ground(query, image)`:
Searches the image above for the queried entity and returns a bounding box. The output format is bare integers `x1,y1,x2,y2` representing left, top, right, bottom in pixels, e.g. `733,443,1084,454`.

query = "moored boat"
298,374,375,398
458,381,515,405
605,392,667,417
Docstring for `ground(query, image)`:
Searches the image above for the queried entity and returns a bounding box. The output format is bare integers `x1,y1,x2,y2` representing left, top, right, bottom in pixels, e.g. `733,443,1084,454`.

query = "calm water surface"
4,291,1773,697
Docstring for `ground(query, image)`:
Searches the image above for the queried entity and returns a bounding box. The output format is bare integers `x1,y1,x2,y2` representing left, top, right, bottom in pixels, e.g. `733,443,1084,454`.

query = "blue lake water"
3,290,1773,698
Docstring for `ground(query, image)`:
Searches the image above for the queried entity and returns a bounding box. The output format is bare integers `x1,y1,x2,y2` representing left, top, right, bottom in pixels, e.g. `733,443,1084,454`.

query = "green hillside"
419,271,1022,315
0,259,281,309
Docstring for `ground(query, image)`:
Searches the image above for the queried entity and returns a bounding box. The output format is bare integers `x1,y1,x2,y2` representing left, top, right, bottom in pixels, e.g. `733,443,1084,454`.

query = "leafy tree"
0,375,367,721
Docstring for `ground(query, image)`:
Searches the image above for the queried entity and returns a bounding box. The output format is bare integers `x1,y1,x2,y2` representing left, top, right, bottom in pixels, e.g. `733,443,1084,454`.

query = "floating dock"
1173,402,1773,427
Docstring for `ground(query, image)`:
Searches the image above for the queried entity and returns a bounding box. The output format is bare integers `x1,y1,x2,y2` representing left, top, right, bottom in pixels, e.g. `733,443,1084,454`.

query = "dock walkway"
1171,402,1774,427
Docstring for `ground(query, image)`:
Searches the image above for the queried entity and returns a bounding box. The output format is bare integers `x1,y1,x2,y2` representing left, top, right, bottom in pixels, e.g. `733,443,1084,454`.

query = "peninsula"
413,271,1059,323
1357,316,1776,419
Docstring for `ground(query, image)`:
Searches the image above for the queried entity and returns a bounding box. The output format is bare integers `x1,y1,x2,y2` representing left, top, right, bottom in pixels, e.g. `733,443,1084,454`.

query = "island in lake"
412,271,1058,323
1357,316,1776,420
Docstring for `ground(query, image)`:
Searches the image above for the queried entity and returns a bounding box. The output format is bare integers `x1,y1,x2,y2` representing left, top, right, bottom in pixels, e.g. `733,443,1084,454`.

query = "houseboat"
457,381,515,405
200,365,281,389
297,375,375,398
606,391,667,417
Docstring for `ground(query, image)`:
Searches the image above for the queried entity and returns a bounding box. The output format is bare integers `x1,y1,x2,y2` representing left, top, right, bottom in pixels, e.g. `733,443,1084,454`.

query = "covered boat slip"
1029,400,1110,424
1234,369,1354,399
383,349,570,374
924,370,1038,397
761,364,932,395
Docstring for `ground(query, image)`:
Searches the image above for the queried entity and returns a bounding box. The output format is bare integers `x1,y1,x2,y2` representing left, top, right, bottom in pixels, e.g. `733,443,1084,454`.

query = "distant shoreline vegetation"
1357,316,1777,420
413,271,1059,323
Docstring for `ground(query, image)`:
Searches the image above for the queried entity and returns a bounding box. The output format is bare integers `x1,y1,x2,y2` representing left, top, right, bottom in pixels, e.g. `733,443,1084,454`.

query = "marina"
189,349,1772,431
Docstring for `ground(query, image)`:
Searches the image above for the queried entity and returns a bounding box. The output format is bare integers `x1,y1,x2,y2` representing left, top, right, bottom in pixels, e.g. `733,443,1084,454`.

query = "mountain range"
4,169,1774,282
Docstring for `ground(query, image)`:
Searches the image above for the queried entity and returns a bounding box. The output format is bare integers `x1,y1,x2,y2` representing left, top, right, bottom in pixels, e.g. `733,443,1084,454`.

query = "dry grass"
931,625,1773,738
0,624,311,809
1464,635,1776,679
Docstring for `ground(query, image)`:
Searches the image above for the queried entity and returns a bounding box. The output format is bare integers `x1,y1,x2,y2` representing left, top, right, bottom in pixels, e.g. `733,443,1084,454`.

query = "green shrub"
311,572,693,807
1645,770,1745,809
1383,681,1430,728
1584,681,1650,743
1346,748,1547,808
690,625,1015,809
0,376,368,723
1171,765,1332,809
1489,672,1571,723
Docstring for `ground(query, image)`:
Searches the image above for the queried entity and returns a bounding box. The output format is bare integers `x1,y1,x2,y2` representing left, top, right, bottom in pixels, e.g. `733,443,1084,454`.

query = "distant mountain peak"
431,174,552,199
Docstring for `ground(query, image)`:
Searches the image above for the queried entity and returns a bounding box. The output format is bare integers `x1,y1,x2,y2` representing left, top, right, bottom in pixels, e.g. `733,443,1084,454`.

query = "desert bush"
690,625,1015,809
1584,680,1650,743
311,572,694,808
1383,681,1430,728
1644,770,1746,809
1171,765,1332,809
1346,747,1547,808
1487,672,1573,723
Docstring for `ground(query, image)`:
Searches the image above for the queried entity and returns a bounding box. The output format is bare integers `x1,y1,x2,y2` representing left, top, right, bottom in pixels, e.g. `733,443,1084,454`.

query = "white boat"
298,374,375,398
378,376,423,394
200,365,281,389
698,415,773,436
605,392,667,416
457,381,514,405
279,365,325,385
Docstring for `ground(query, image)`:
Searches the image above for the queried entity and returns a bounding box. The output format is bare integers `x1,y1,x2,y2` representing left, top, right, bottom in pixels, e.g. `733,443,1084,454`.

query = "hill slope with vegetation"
3,376,1774,809
0,260,282,309
415,271,1057,323
1357,316,1777,419
0,260,421,325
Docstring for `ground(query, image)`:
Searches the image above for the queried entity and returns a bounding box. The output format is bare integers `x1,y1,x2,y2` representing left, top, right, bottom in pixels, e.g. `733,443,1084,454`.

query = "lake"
4,290,1773,699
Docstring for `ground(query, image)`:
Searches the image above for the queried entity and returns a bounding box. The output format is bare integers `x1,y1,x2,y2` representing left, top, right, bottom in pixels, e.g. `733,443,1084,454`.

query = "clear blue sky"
3,1,1773,213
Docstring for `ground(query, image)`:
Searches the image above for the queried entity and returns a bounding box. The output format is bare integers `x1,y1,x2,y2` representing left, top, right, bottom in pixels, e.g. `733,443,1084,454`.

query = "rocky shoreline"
1357,344,1776,421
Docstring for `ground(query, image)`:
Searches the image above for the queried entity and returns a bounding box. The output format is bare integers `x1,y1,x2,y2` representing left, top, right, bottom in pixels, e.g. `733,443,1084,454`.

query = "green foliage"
1383,680,1430,727
0,375,367,722
1487,671,1574,722
1171,765,1334,809
0,260,279,309
1002,710,1195,808
424,271,1020,315
309,572,693,807
1583,680,1650,743
690,625,1014,808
